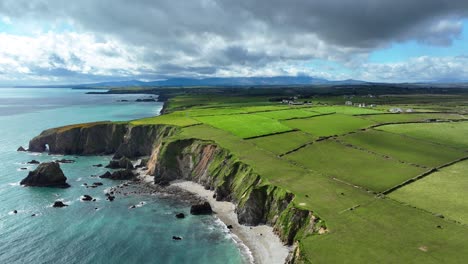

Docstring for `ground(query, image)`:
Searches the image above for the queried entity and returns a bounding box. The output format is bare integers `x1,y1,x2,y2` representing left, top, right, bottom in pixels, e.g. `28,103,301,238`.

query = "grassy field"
361,113,466,123
178,124,468,263
194,114,293,138
125,88,468,263
254,109,320,120
305,105,383,115
246,130,316,155
377,122,468,150
339,129,466,167
130,112,200,127
284,140,426,192
282,114,375,137
390,160,468,225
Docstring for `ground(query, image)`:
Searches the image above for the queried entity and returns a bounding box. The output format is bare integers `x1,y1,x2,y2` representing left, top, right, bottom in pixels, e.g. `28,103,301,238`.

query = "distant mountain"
14,76,370,88
76,76,370,87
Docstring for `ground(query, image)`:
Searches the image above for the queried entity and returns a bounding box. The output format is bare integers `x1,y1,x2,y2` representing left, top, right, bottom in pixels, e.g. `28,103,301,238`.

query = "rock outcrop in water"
190,202,213,215
20,162,70,188
99,170,136,180
105,156,134,169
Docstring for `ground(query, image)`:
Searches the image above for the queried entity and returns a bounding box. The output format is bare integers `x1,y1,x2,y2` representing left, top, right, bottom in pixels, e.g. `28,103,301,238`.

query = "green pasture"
255,109,320,120
130,112,200,127
305,106,382,115
284,140,426,192
246,130,316,155
390,160,468,225
282,114,375,137
377,122,468,150
361,113,466,124
339,129,466,167
194,114,292,138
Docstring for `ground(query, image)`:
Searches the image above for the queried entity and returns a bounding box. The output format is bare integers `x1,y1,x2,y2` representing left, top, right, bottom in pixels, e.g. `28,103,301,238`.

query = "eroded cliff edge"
28,122,324,263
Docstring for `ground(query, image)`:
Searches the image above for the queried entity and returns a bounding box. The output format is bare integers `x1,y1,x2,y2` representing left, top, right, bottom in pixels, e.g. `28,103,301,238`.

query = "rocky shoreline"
26,118,317,263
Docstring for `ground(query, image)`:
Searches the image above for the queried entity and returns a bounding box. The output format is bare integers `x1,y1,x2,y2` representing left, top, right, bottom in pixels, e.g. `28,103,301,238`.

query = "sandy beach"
171,180,290,264
135,166,290,264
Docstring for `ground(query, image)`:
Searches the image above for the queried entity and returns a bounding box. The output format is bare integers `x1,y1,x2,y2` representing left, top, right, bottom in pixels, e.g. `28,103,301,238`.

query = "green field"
284,140,426,192
194,114,293,138
361,113,466,123
121,87,468,263
377,122,468,150
255,109,320,120
390,160,468,225
305,106,383,115
282,114,375,137
130,112,200,127
339,129,466,167
246,130,316,155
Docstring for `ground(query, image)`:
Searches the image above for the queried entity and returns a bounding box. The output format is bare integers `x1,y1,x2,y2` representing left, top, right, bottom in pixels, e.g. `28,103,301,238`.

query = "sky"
0,0,468,85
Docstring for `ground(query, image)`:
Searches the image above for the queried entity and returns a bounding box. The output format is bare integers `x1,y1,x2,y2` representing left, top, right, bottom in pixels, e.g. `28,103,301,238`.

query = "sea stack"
20,162,70,188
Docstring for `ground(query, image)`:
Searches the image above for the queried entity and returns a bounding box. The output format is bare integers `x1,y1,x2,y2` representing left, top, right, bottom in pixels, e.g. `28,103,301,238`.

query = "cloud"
0,0,468,83
360,56,468,82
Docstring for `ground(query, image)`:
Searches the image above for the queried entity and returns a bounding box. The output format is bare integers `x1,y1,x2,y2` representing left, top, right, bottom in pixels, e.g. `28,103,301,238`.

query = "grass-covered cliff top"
80,87,468,263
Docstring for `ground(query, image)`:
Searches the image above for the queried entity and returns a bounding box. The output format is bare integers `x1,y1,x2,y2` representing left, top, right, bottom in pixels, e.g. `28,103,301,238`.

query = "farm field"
361,113,466,123
130,112,200,127
377,122,468,150
389,160,468,225
194,114,293,138
121,87,468,263
254,109,320,120
282,114,375,137
246,130,316,155
305,105,383,115
178,123,468,263
284,140,426,192
339,129,466,167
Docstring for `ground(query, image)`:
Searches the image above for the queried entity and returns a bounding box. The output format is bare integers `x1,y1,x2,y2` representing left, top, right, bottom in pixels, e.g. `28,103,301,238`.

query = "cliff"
28,122,321,263
28,122,177,158
149,138,323,262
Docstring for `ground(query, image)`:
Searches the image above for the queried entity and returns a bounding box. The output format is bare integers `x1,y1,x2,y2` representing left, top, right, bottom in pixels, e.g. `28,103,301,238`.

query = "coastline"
136,170,290,264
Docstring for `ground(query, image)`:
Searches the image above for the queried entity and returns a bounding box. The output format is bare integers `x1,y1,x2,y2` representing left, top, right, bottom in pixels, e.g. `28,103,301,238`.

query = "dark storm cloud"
1,0,468,81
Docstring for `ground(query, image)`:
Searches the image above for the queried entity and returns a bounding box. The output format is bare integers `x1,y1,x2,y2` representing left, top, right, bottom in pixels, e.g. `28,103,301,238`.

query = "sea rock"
136,98,156,102
93,164,103,167
55,159,75,164
105,157,134,169
190,202,213,215
172,236,182,240
175,213,185,219
13,210,18,214
17,146,26,152
53,201,68,208
27,160,40,164
99,170,135,180
20,162,70,188
99,171,112,179
227,225,233,229
92,182,103,186
81,195,93,201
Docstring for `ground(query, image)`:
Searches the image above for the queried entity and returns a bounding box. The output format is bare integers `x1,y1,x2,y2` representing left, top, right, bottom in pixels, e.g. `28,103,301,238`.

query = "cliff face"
150,138,321,253
28,122,177,158
28,122,319,263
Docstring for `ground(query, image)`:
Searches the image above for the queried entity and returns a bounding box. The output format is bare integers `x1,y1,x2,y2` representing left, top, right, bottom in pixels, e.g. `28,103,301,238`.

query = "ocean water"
0,88,247,264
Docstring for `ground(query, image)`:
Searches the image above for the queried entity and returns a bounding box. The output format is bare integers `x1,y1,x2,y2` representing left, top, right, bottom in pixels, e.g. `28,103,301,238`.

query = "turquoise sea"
0,88,247,264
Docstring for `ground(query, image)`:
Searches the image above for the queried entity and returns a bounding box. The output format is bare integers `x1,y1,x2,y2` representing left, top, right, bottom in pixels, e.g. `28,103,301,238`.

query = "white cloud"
360,56,468,82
